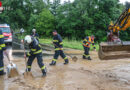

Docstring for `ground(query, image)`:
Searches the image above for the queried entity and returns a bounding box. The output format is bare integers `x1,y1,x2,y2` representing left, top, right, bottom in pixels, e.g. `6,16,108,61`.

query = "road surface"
0,45,130,90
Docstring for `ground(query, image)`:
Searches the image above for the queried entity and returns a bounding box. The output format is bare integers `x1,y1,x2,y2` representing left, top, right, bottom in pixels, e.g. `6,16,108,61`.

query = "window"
0,27,11,33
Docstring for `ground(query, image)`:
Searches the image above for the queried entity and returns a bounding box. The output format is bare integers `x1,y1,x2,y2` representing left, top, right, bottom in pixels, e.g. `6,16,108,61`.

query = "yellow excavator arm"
99,8,130,60
109,8,130,32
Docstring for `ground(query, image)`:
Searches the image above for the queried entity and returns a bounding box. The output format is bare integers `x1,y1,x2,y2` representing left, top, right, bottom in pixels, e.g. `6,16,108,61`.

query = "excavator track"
98,41,130,60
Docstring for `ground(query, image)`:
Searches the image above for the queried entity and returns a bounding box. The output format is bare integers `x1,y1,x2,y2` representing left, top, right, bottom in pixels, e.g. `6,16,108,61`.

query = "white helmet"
32,29,36,33
24,35,32,44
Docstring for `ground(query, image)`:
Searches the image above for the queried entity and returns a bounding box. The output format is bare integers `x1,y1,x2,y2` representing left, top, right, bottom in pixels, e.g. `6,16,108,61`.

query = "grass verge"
39,38,99,51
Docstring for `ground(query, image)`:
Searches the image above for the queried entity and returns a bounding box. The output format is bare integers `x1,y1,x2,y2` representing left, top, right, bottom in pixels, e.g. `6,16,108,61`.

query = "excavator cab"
107,30,121,43
98,7,130,60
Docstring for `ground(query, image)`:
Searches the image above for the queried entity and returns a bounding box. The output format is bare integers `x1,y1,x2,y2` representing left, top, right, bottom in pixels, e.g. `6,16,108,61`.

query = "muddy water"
1,46,130,90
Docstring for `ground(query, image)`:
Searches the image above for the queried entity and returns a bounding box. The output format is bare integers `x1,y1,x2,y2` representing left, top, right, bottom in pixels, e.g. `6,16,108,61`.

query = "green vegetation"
35,9,55,36
0,0,130,43
39,38,99,50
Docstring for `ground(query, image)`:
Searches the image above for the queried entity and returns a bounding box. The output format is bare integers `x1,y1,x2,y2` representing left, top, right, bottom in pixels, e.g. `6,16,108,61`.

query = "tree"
35,9,55,37
50,0,61,29
52,0,124,41
0,0,128,41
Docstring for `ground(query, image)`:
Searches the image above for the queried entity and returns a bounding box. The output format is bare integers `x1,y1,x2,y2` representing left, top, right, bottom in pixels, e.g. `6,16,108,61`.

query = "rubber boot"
83,55,87,59
0,72,6,76
88,56,92,60
42,67,47,77
64,59,69,65
49,61,56,66
26,68,31,72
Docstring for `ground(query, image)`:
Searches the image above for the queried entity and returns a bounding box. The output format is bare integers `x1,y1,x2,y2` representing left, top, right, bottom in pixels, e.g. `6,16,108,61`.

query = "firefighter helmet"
24,35,32,44
32,29,36,33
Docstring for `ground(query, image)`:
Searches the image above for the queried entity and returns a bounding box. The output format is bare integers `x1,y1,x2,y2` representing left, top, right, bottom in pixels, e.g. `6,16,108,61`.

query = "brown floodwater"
1,46,130,90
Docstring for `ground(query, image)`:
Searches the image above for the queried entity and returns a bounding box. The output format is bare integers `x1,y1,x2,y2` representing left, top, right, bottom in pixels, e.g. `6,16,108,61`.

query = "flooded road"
1,45,130,90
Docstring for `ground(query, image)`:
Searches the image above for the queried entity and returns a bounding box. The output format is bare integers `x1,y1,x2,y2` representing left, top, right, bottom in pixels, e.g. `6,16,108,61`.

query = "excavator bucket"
98,41,130,60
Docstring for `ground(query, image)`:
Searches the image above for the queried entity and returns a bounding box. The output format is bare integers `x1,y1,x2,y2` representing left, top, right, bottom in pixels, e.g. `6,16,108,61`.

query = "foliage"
35,9,55,36
0,0,129,42
39,38,99,50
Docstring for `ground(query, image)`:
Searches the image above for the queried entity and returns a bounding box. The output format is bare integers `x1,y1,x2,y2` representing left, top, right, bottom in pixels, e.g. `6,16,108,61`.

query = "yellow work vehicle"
98,7,130,60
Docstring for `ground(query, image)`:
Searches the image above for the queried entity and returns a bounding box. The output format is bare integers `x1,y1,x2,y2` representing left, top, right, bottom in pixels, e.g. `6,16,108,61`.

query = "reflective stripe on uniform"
31,49,36,51
34,49,42,54
0,67,4,71
41,66,46,70
85,43,89,45
84,39,88,42
52,59,57,61
0,35,4,38
34,37,39,40
82,42,86,45
55,48,60,50
0,44,5,48
53,40,59,42
38,44,41,47
27,66,31,68
60,42,63,45
83,54,90,57
92,45,96,48
64,57,68,60
55,48,63,51
83,54,86,56
27,52,31,56
82,43,90,47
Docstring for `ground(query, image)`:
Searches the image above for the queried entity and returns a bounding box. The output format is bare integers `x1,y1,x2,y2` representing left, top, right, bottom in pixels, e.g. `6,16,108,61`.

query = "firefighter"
31,29,39,41
0,30,6,75
91,35,96,51
49,30,69,65
23,35,47,76
82,36,92,60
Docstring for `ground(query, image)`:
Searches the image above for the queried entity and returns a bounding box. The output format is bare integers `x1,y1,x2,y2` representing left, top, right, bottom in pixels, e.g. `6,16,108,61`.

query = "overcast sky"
50,0,130,4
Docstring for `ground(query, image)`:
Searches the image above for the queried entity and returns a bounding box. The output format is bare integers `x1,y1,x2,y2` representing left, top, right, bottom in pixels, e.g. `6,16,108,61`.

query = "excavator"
98,7,130,60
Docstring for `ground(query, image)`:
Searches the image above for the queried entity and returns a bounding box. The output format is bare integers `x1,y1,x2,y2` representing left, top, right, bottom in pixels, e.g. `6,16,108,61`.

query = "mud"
72,56,78,62
1,47,130,90
8,68,19,78
24,72,34,79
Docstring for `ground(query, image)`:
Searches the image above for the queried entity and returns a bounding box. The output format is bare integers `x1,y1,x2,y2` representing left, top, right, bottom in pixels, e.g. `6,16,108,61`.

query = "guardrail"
12,32,54,51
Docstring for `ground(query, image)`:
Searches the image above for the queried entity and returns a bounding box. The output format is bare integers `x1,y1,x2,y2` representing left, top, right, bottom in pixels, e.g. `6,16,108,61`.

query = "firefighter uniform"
31,33,39,41
91,39,96,50
0,30,6,75
26,38,46,76
50,34,69,65
82,36,92,60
